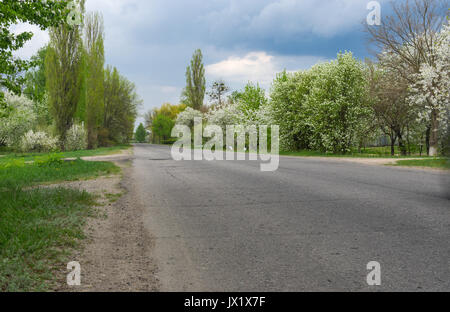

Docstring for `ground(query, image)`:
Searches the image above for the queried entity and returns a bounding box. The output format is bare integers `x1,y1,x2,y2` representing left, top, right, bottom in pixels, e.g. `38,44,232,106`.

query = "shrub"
35,153,64,167
20,130,59,153
64,123,87,151
0,92,36,149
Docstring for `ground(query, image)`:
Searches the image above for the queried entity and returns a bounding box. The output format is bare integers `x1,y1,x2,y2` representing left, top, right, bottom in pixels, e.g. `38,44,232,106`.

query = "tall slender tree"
182,49,206,110
45,0,85,149
84,12,105,149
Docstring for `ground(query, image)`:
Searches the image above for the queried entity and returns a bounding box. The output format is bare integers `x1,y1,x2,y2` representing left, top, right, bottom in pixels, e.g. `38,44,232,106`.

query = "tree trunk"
426,126,431,156
397,132,407,156
429,109,439,157
390,132,396,156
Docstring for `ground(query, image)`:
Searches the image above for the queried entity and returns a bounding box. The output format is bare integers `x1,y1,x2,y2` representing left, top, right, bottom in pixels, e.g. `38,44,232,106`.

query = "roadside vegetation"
143,2,449,163
0,1,134,291
0,153,120,291
393,158,450,170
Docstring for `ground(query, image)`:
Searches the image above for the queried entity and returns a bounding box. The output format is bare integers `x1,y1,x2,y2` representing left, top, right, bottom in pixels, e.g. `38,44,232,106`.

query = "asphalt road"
131,144,449,291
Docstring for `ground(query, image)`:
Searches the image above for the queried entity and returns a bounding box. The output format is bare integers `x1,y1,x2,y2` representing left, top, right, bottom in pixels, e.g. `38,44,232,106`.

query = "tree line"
0,0,140,152
145,0,449,157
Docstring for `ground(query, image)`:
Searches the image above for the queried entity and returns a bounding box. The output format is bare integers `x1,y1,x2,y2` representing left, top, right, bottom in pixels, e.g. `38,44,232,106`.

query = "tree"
45,0,85,149
84,12,105,149
365,0,448,156
0,0,68,103
144,103,186,141
368,61,418,156
103,66,140,145
270,53,372,153
409,23,450,155
135,123,147,143
182,49,206,110
23,46,53,126
208,80,230,107
152,115,175,144
0,92,36,148
232,82,267,115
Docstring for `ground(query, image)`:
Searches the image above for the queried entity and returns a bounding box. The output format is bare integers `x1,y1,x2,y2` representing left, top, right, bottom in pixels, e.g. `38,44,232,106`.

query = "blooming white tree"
20,130,59,153
64,123,88,151
409,24,450,156
175,107,203,128
0,92,36,148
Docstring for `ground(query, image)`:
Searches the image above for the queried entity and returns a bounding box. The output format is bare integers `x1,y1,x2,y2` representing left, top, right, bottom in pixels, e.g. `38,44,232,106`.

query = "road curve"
131,144,449,291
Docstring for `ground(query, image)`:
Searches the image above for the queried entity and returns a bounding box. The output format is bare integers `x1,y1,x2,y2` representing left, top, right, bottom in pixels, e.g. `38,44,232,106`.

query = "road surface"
130,144,449,291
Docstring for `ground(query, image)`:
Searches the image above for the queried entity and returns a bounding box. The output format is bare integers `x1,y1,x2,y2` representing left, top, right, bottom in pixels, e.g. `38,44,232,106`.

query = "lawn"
393,158,450,170
0,152,121,291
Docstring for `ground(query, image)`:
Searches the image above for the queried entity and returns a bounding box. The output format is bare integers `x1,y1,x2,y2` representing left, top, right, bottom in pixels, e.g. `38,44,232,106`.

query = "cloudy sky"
14,0,390,127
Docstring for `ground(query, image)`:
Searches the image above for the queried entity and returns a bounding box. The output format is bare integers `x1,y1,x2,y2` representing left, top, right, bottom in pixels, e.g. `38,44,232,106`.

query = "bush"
64,123,87,151
0,92,36,149
35,153,64,167
20,130,59,153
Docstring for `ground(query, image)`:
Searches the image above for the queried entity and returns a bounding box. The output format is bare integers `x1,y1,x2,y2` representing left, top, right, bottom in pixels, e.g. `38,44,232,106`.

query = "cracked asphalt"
131,144,449,291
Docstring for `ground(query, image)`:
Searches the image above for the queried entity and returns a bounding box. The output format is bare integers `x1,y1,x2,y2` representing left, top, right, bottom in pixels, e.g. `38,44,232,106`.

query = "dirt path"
56,156,160,292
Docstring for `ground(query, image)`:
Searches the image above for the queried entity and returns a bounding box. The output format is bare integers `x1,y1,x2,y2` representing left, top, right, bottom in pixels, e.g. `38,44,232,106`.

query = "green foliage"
232,82,268,115
45,6,85,148
135,123,147,143
23,47,53,126
152,115,175,143
34,153,64,167
0,0,68,103
182,49,206,109
103,66,140,145
271,52,372,153
84,12,105,149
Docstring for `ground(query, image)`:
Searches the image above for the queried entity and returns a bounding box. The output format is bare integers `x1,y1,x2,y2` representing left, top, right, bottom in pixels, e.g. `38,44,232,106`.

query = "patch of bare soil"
55,159,160,292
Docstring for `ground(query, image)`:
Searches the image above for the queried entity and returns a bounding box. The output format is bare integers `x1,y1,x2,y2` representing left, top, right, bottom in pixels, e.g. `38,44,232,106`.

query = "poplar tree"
182,49,206,110
84,12,105,149
45,0,85,149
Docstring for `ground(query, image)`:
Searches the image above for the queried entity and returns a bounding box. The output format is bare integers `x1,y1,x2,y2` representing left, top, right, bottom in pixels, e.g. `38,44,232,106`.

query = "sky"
13,0,391,128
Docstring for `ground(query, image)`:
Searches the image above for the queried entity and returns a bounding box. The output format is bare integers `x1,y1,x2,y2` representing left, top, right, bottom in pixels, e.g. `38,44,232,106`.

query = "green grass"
280,146,433,159
0,187,96,292
0,153,122,291
0,144,130,164
393,158,450,170
0,158,119,189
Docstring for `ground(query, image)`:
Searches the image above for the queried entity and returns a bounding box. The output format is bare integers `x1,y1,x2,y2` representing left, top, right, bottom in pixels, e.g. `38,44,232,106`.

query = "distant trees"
182,49,206,110
152,115,175,144
45,0,85,149
231,82,267,116
144,103,186,143
135,123,147,143
208,80,230,107
102,66,140,145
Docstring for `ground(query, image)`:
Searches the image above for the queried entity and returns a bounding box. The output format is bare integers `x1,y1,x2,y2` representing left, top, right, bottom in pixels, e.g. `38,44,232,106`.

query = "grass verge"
0,157,121,291
0,159,119,189
0,188,96,291
393,158,450,170
0,145,130,164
